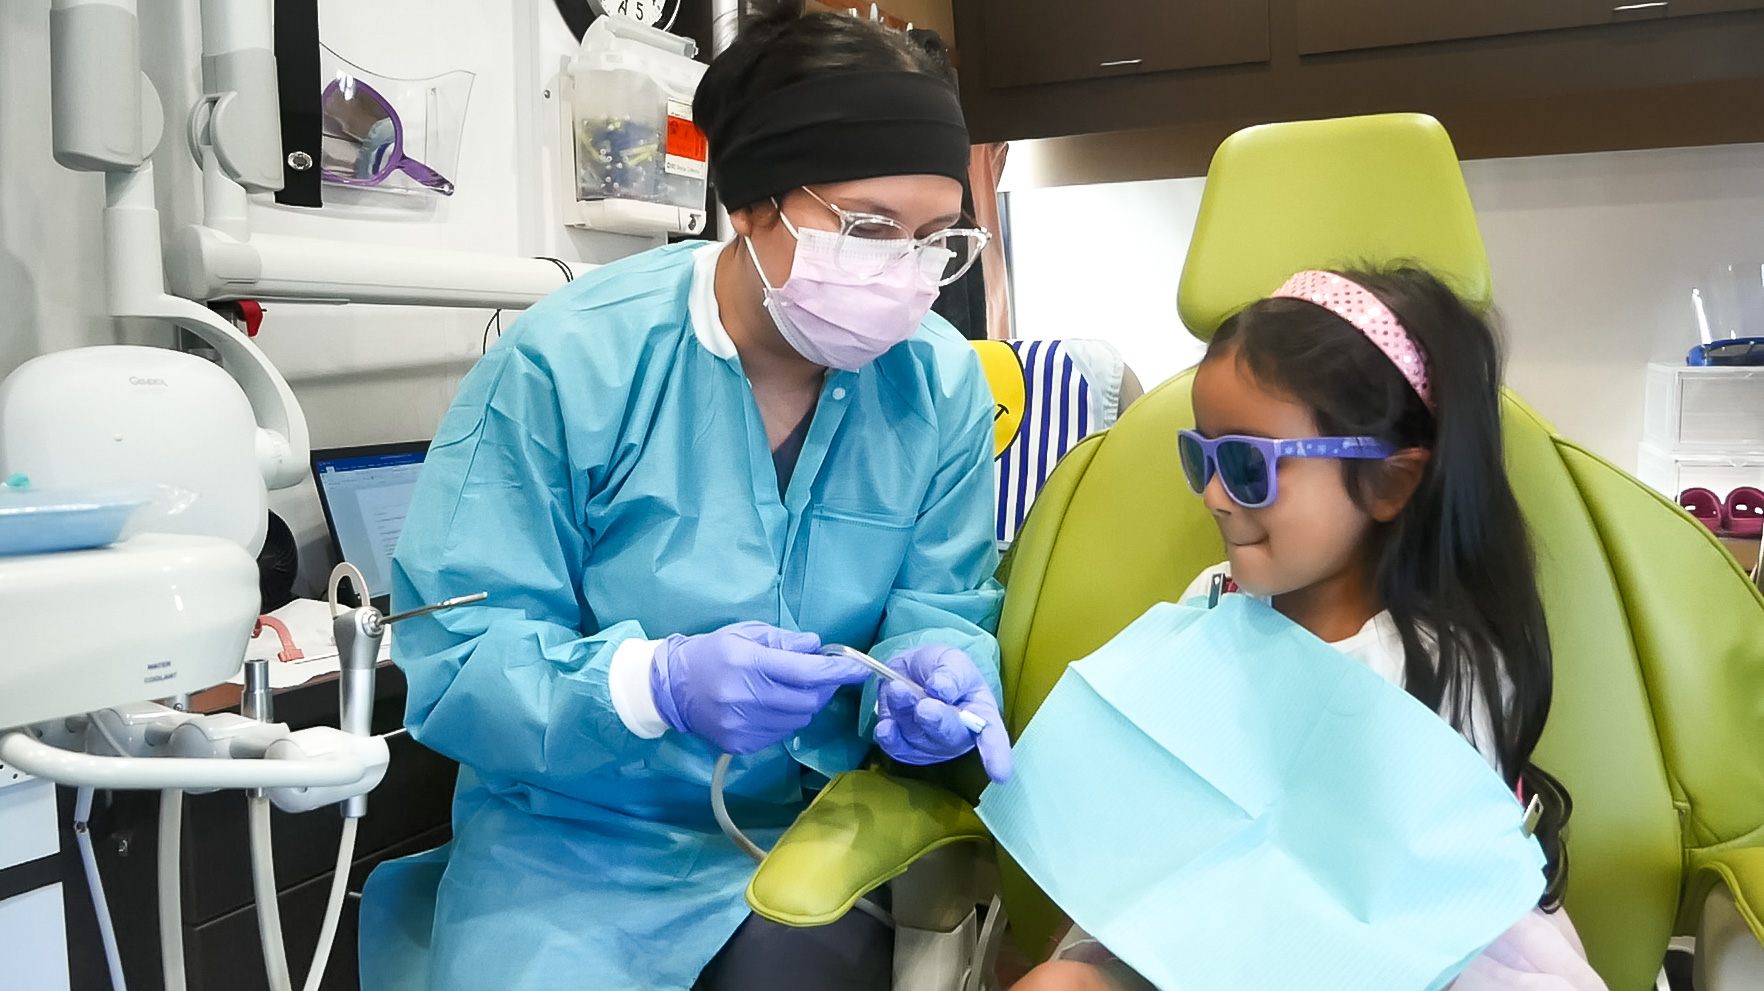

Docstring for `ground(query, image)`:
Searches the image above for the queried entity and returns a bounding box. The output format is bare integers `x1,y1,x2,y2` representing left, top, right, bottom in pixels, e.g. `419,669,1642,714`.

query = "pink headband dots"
1272,270,1435,411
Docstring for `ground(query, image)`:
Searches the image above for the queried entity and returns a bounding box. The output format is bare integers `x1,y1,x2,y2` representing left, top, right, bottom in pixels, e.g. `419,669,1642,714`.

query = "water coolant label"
665,100,708,180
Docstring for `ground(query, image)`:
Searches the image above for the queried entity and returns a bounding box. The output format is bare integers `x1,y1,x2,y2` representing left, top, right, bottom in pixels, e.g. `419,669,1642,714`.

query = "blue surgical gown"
360,241,1004,991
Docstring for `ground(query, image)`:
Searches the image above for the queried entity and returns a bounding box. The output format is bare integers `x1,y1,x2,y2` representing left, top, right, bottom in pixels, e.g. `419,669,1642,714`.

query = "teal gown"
357,241,1003,990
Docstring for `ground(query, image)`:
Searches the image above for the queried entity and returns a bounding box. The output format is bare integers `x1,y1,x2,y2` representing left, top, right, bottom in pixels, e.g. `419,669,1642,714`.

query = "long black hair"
1209,266,1572,907
694,1,949,148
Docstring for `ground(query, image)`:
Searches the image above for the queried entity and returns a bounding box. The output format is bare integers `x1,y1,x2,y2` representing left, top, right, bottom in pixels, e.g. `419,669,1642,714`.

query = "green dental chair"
748,113,1764,990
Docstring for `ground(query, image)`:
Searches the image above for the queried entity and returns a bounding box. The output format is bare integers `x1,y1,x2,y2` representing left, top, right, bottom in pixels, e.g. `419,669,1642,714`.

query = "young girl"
1014,268,1607,991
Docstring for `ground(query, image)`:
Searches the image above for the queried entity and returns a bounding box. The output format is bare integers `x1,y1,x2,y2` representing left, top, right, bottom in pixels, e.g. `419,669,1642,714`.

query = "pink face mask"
742,216,952,372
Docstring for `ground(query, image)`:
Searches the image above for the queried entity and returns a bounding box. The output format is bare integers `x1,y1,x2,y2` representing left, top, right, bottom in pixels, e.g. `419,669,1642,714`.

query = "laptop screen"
311,442,429,607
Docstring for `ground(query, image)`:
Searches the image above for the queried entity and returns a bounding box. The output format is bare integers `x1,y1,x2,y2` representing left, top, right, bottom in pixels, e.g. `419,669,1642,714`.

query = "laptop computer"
310,441,429,614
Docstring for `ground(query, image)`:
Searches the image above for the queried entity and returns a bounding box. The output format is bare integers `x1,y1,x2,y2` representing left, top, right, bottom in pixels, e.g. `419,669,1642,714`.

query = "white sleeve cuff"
609,637,669,739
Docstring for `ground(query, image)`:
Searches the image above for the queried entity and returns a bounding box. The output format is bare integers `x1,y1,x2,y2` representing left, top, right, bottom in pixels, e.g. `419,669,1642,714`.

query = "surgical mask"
742,214,952,372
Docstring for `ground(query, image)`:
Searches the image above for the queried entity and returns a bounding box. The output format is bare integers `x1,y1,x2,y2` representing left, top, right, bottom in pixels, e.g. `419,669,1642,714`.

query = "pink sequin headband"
1272,270,1435,411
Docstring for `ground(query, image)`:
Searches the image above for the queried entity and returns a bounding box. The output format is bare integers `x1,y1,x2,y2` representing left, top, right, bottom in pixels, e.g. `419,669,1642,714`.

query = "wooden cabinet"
1294,0,1764,54
1668,0,1764,13
954,0,1764,167
980,0,1270,87
1294,0,1620,55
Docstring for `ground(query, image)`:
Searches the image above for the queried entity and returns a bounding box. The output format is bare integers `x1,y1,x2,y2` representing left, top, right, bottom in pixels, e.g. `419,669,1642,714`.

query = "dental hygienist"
357,3,1009,989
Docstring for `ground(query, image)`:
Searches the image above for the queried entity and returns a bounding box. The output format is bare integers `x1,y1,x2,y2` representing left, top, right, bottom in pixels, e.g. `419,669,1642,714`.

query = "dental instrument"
823,644,990,734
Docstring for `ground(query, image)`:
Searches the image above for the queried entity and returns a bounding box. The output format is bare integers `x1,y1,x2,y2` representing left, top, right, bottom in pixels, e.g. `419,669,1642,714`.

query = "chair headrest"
1177,113,1492,341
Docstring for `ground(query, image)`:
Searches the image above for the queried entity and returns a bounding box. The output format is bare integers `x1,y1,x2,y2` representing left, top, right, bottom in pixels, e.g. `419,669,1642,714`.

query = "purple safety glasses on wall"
320,77,455,196
1177,430,1396,509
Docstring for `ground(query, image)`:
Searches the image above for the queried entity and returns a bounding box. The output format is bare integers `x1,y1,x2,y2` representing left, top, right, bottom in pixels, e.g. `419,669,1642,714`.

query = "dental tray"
0,488,147,556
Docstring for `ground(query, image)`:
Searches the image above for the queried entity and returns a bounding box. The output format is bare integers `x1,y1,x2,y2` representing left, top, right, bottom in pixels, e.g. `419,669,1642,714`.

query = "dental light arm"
105,167,310,489
50,0,309,490
191,0,281,194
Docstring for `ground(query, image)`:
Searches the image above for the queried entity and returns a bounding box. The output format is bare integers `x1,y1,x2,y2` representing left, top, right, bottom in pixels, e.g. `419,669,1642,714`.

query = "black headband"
708,71,970,211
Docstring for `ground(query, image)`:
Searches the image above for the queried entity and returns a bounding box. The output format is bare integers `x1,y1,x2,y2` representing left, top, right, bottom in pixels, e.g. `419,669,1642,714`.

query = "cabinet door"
981,0,1270,88
1669,0,1764,14
1296,0,1622,54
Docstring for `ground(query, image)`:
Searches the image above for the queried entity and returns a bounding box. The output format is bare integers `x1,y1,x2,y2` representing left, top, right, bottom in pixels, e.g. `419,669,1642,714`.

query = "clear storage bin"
1636,443,1764,499
1643,363,1764,452
569,17,707,210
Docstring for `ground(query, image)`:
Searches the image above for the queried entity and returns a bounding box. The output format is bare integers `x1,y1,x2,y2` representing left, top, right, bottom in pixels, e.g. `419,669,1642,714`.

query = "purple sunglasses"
320,77,455,195
1177,429,1395,509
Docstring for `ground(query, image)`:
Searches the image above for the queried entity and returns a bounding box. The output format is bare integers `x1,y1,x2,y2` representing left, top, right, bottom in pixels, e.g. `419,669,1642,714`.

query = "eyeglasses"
789,187,992,287
319,76,454,195
1177,430,1396,509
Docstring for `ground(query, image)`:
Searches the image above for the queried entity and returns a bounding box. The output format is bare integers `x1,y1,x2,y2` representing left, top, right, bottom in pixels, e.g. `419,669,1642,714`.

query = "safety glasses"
320,77,455,195
1177,430,1396,509
792,187,992,287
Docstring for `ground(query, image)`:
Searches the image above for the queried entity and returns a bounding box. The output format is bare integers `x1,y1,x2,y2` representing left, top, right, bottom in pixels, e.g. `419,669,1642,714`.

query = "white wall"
1001,141,1764,472
1002,177,1211,390
2,0,661,594
1471,145,1764,470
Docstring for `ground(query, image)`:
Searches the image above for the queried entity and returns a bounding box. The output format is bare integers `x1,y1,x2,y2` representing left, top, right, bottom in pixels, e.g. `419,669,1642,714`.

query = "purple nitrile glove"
649,622,869,754
874,644,1013,783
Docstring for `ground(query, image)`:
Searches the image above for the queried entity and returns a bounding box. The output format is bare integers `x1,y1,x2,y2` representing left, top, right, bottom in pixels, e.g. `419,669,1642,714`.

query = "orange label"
664,98,708,180
666,114,708,163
